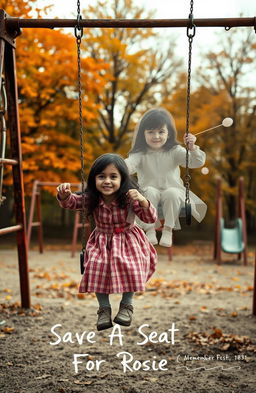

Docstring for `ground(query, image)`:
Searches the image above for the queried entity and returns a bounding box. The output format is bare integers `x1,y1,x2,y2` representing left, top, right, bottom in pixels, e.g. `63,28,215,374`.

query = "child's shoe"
146,229,158,245
159,229,173,247
97,306,113,331
113,303,133,326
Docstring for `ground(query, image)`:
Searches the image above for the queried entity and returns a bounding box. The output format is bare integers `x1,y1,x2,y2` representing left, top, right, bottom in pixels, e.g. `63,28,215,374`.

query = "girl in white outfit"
125,108,207,247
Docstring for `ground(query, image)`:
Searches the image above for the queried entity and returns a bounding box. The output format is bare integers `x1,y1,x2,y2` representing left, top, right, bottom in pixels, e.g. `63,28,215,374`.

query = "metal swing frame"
0,7,255,308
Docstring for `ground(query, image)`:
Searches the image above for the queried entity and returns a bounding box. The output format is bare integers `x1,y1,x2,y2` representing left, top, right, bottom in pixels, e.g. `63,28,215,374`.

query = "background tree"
2,0,108,195
195,28,256,224
160,28,256,226
82,0,182,154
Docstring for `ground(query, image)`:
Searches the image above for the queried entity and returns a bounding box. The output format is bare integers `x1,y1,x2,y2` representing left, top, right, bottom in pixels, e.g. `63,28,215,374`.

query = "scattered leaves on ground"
146,278,253,298
185,328,256,352
0,302,43,317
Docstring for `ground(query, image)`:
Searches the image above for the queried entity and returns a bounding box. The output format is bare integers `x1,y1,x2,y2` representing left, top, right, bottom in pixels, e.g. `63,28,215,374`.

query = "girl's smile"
144,124,168,150
95,163,121,202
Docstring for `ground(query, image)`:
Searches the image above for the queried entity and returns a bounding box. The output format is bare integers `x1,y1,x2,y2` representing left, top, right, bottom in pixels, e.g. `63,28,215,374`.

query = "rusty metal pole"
253,252,256,316
5,16,256,29
2,12,31,308
35,185,44,253
27,180,38,250
238,177,248,266
214,178,222,264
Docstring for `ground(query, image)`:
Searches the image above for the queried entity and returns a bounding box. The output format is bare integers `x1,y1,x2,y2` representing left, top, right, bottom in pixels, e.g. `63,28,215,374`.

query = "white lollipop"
195,117,233,136
222,117,233,127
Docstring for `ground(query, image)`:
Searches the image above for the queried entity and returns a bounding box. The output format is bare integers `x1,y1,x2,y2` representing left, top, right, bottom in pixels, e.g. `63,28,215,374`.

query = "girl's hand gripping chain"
183,133,196,151
57,183,72,200
127,189,149,208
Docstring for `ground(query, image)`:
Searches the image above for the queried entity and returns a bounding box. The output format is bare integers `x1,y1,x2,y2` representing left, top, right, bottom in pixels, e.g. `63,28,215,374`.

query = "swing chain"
184,0,196,225
75,0,84,41
75,1,86,253
187,0,196,39
0,77,7,206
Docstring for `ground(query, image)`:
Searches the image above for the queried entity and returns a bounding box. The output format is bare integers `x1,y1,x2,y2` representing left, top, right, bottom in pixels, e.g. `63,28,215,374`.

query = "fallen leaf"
33,304,43,311
200,306,209,313
221,343,230,351
2,327,15,334
35,374,52,380
77,293,86,299
74,380,93,385
211,328,223,338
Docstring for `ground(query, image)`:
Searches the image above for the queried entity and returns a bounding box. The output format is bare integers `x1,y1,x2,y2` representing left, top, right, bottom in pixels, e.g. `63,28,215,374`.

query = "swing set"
0,1,255,309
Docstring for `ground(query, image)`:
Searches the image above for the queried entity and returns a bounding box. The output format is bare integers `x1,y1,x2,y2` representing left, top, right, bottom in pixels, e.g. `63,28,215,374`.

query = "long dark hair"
85,153,139,216
129,108,179,153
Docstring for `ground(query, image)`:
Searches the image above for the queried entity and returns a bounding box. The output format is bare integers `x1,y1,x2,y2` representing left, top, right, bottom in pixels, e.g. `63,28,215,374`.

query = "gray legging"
96,292,134,308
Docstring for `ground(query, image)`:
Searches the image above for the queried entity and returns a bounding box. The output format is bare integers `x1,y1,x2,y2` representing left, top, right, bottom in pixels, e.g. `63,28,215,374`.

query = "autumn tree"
81,0,182,154
0,0,37,16
194,28,256,224
160,29,256,226
2,0,108,195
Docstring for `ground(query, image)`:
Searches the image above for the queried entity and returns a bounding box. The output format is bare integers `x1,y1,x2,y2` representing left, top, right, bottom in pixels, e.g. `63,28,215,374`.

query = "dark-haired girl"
125,108,207,247
57,153,157,331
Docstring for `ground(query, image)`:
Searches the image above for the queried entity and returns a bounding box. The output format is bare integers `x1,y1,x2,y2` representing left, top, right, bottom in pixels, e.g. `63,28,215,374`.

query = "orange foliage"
161,28,256,222
3,1,109,195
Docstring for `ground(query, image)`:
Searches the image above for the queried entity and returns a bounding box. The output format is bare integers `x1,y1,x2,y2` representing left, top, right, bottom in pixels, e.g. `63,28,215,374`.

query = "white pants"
139,186,185,231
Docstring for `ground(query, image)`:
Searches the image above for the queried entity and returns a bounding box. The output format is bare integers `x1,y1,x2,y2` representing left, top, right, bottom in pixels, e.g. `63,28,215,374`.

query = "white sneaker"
146,229,158,245
159,230,173,247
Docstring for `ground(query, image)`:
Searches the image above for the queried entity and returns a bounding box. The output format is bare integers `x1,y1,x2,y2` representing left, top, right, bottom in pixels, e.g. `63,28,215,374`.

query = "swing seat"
220,218,244,254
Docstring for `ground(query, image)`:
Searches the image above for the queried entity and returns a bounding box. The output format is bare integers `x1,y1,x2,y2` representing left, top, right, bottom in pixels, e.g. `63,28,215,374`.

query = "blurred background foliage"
1,0,255,240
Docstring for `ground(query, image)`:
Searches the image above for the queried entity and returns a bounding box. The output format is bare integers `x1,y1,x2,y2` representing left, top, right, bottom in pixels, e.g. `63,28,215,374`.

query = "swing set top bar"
5,16,256,30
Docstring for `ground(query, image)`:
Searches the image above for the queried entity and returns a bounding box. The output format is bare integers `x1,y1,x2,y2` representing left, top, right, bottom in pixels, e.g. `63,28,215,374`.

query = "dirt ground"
0,242,256,393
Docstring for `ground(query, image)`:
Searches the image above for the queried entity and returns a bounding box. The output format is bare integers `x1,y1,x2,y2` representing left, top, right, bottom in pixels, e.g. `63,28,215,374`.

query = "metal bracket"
0,10,22,48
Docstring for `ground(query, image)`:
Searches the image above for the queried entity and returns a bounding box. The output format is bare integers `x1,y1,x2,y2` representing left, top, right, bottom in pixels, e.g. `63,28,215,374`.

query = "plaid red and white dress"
58,193,158,294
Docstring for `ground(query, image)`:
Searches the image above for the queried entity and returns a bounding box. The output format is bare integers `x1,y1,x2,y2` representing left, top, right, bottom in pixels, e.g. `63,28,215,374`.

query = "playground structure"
27,180,85,253
0,19,29,308
27,180,91,258
0,8,255,310
213,177,248,265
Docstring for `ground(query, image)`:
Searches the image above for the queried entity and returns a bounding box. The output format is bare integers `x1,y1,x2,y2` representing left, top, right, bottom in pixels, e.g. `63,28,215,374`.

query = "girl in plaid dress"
57,153,157,331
